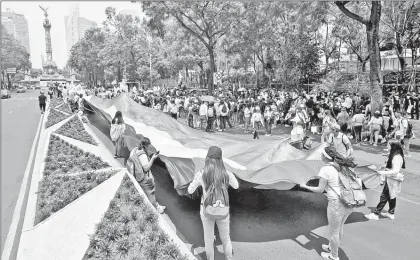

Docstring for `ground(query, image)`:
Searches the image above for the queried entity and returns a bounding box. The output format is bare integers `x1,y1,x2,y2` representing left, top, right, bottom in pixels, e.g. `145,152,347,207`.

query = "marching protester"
219,99,230,132
128,137,166,214
366,111,383,147
326,123,353,159
365,140,405,221
352,106,365,145
110,111,126,159
300,147,358,260
188,146,239,260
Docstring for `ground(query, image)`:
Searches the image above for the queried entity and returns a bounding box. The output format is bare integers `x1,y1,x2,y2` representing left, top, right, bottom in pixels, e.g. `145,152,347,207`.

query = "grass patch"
44,135,110,176
46,109,70,128
83,175,189,260
57,103,73,114
35,170,118,225
55,116,98,145
49,98,63,109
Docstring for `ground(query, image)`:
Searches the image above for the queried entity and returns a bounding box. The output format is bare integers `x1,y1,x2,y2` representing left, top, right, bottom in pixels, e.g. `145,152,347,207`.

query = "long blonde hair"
202,157,230,207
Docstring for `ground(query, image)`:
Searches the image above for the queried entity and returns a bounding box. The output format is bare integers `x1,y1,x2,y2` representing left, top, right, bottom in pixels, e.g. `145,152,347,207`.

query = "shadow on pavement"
85,109,368,260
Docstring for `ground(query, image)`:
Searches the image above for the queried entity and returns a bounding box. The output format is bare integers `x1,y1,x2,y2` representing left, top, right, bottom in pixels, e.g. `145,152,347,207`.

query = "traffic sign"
6,68,16,74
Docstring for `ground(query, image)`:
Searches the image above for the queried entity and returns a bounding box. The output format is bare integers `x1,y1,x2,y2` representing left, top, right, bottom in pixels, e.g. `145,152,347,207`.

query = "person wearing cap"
366,110,383,146
38,90,47,114
188,146,239,260
326,123,353,159
300,147,357,260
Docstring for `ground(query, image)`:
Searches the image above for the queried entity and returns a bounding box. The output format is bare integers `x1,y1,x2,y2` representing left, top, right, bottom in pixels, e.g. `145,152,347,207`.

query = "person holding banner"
110,111,126,159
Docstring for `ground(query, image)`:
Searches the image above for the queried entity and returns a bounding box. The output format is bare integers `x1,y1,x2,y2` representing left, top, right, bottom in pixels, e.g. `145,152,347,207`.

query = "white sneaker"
364,213,379,220
156,204,166,214
321,252,339,260
380,212,395,220
322,244,331,253
405,154,411,158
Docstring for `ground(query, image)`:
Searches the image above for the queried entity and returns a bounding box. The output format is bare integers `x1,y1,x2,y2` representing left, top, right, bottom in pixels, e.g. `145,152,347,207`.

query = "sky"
2,1,143,69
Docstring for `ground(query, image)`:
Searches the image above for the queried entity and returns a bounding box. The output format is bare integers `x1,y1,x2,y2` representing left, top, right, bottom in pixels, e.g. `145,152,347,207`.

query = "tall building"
64,3,97,57
1,8,30,53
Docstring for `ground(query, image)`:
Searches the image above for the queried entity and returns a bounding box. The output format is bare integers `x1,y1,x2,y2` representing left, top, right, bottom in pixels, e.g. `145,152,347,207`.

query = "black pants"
411,105,419,120
373,182,396,215
39,103,46,112
354,125,362,143
170,113,177,120
206,117,214,131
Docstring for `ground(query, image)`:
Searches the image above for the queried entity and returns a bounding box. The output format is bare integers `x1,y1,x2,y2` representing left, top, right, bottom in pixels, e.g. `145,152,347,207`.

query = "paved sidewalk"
16,170,126,260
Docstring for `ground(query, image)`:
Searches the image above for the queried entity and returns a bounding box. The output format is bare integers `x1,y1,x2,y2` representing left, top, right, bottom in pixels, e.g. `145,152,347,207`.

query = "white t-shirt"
318,164,342,201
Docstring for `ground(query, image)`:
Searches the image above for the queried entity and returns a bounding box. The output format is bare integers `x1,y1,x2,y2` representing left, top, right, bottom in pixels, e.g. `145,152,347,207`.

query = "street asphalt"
86,110,420,260
0,90,42,251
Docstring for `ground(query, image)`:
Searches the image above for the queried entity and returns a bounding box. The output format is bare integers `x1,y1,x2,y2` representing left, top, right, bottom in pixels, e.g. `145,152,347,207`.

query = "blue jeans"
200,209,232,260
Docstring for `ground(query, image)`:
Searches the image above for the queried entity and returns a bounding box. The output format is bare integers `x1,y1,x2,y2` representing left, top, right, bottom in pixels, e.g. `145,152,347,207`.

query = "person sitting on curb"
127,137,166,214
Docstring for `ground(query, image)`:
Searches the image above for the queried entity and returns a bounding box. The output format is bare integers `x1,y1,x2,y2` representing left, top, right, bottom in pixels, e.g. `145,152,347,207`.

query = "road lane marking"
1,113,43,260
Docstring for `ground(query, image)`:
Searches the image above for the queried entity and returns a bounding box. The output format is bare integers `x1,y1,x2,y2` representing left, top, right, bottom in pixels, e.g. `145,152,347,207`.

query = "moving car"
1,89,11,99
17,87,26,93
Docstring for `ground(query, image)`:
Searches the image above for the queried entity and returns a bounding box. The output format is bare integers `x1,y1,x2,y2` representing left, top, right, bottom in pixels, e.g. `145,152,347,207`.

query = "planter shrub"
46,109,70,128
44,135,109,176
35,170,118,225
57,103,73,114
55,116,98,145
83,175,189,260
49,98,63,109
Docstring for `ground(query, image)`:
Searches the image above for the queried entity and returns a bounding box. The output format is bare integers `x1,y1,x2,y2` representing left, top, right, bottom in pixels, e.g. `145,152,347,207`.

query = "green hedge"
35,171,118,225
83,175,189,260
44,135,109,176
45,109,69,128
55,116,98,145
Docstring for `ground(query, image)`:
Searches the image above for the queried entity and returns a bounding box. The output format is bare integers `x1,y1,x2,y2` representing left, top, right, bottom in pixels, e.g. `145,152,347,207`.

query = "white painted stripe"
1,113,43,260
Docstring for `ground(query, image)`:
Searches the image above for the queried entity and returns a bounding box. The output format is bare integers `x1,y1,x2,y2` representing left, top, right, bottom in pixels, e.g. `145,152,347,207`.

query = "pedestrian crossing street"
2,97,38,101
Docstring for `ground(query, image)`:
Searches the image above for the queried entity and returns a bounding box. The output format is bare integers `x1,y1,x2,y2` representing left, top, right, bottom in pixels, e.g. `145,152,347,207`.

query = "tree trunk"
208,47,216,93
366,21,382,111
7,73,12,89
395,32,407,70
117,65,122,82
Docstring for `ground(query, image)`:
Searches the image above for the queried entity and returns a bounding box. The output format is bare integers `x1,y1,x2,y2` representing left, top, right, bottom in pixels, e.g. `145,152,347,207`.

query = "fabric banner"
84,93,378,196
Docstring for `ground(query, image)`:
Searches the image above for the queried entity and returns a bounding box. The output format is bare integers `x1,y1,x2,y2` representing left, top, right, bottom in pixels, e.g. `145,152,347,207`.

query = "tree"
141,1,246,93
1,24,31,88
381,1,419,71
335,1,383,111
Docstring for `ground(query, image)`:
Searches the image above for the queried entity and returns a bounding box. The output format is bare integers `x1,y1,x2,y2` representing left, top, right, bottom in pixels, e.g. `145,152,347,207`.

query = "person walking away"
337,107,350,129
244,103,252,133
366,111,383,146
78,94,84,115
251,107,264,139
206,103,216,132
365,140,405,220
264,106,274,136
188,146,239,260
322,110,337,144
38,91,47,114
199,101,208,130
110,111,126,159
326,123,353,159
352,107,365,145
128,137,166,214
300,147,358,260
219,100,229,132
192,100,200,129
364,100,372,122
382,101,392,142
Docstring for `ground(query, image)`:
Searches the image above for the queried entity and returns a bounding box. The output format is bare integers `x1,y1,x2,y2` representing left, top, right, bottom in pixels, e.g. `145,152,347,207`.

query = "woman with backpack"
365,140,405,221
110,111,126,159
188,146,239,260
300,147,358,260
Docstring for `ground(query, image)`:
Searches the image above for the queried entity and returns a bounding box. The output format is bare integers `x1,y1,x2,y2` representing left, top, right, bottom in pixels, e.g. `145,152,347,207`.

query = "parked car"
35,85,41,89
1,89,11,99
17,87,26,93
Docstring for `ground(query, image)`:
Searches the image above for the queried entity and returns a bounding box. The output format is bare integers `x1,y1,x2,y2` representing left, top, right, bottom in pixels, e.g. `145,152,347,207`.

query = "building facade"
1,8,30,53
64,3,97,57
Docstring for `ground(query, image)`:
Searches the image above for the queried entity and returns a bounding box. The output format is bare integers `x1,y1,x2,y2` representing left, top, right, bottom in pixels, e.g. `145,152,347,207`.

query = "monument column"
43,18,53,61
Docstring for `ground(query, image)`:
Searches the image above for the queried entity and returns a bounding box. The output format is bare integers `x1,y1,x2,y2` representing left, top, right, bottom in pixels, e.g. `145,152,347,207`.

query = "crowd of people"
100,83,414,260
